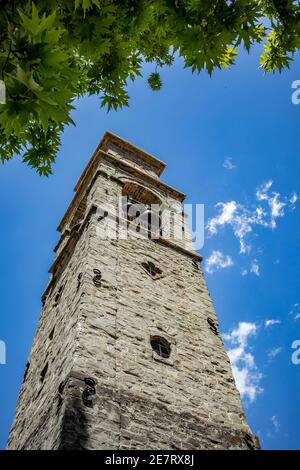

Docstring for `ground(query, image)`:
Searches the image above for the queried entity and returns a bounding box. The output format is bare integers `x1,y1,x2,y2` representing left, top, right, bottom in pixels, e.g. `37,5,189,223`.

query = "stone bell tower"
7,132,259,450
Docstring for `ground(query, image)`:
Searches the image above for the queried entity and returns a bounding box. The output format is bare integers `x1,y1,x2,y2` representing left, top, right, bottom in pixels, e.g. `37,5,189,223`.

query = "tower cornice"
74,132,166,194
57,136,186,233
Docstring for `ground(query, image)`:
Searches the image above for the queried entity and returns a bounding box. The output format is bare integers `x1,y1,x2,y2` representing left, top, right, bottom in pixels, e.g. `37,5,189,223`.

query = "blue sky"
0,43,300,450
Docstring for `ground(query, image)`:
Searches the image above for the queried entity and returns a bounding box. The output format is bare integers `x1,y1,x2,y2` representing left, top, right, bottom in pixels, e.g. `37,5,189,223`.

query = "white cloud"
290,192,298,210
271,416,280,433
223,157,236,170
256,181,286,229
207,201,237,236
223,322,263,403
241,268,248,276
268,347,283,359
207,201,256,254
207,180,297,254
250,259,260,276
289,303,300,321
269,195,286,229
265,319,281,328
205,250,233,274
256,180,273,201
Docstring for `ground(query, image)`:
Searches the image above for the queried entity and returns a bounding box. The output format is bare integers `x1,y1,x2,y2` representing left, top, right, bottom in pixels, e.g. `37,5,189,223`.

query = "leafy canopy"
1,0,299,175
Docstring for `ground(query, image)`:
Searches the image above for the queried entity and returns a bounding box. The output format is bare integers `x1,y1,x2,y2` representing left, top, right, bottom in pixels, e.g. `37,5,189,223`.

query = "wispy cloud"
240,260,262,277
207,201,255,254
255,180,273,200
266,415,284,439
256,180,286,229
250,259,260,277
268,347,283,359
207,201,237,237
223,322,263,403
271,415,280,433
223,157,236,170
289,192,298,210
289,303,300,321
265,319,281,328
205,250,233,274
207,181,297,255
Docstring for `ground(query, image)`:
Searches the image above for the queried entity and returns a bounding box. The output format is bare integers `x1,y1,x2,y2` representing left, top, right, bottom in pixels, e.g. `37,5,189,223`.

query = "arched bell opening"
122,182,163,235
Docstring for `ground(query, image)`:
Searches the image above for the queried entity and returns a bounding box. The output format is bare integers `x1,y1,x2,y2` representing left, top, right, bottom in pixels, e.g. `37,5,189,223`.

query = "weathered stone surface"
7,132,259,450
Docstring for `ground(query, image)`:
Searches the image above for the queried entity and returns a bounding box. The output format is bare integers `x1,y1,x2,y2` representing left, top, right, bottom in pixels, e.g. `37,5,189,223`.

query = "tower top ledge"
74,131,166,193
57,132,186,234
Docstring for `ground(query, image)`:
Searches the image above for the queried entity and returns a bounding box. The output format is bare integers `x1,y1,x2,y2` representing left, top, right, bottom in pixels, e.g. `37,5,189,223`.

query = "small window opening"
58,381,66,395
192,259,200,271
244,433,255,450
23,362,30,382
97,210,108,222
207,317,218,335
48,327,55,341
77,273,82,292
45,327,55,352
142,261,162,279
82,377,96,407
150,336,171,359
54,284,65,305
40,363,48,383
72,222,81,233
41,294,47,307
85,377,96,387
93,269,102,287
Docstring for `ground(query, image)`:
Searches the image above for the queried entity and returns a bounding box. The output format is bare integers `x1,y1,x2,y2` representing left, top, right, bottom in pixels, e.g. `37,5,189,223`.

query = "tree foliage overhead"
0,0,299,175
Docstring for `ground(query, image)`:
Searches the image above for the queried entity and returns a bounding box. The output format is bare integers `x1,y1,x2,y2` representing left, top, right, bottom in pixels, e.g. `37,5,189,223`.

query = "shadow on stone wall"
58,397,90,450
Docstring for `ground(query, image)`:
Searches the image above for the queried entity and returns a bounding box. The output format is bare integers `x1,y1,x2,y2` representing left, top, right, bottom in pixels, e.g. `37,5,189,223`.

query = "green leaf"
147,72,162,91
18,3,54,37
75,0,100,16
14,65,41,92
0,0,299,174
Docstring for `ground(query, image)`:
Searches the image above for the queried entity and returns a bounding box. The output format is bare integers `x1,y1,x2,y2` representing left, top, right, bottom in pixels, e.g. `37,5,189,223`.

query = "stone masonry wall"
7,218,91,449
7,139,258,450
65,210,255,449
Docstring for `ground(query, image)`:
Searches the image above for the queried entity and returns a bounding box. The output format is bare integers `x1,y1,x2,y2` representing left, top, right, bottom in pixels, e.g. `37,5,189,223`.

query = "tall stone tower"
7,132,258,450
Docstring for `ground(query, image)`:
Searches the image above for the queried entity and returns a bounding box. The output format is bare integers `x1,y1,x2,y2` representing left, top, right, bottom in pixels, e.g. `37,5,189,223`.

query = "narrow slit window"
77,273,82,292
54,284,65,305
207,317,218,335
40,363,48,383
23,362,30,382
48,327,55,341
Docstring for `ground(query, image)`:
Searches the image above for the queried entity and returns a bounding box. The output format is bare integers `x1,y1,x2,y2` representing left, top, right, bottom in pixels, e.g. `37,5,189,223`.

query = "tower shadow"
58,397,90,450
